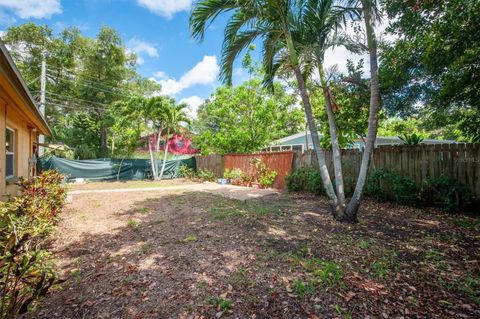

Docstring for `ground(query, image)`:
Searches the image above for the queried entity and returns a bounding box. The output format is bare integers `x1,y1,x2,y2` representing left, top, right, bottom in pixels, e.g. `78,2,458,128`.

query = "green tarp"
39,156,196,181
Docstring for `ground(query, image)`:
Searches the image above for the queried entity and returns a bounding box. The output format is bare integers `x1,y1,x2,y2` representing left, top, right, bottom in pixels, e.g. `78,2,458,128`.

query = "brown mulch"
30,188,479,318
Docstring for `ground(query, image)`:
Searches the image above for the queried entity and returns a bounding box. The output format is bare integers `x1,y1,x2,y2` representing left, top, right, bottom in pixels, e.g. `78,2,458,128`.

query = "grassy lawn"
31,190,479,318
67,178,198,191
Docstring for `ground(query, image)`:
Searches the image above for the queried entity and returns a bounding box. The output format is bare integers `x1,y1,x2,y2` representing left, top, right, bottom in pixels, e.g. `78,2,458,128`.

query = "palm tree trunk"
318,64,346,209
345,0,380,222
283,30,339,214
148,139,157,180
159,137,169,180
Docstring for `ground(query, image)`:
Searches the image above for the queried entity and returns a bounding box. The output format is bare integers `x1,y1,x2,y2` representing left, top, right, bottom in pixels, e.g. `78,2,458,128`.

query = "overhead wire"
44,63,141,96
31,90,111,108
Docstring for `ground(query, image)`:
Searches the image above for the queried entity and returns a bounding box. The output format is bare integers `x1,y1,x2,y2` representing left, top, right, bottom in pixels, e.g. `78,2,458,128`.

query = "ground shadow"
29,189,479,318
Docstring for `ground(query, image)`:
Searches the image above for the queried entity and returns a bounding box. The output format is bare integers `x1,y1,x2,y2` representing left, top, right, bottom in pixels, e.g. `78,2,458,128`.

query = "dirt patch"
30,189,479,318
67,178,196,191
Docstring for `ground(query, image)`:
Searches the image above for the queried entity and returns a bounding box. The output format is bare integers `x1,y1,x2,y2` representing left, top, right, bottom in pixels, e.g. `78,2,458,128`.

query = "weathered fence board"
223,151,294,189
196,144,479,197
292,144,480,198
194,154,224,177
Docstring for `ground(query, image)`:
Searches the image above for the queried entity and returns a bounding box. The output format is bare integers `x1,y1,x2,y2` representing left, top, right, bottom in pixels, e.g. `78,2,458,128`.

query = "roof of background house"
273,132,457,146
0,39,51,135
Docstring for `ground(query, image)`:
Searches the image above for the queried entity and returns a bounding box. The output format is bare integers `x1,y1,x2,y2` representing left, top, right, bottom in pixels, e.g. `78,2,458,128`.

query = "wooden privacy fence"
224,151,294,189
195,154,224,177
196,144,479,196
293,144,480,198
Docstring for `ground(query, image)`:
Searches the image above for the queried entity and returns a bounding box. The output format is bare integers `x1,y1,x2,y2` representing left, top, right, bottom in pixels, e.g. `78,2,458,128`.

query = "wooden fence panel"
292,144,479,198
196,144,479,197
224,151,294,189
195,154,224,177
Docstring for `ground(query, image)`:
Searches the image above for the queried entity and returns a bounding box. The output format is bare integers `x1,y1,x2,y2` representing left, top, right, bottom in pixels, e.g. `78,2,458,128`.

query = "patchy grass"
32,190,479,318
127,219,139,229
141,242,153,254
206,296,233,312
138,207,150,214
183,234,198,243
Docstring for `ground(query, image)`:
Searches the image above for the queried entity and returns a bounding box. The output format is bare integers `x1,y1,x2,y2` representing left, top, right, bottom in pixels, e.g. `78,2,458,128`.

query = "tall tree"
79,26,131,156
343,0,381,220
190,0,381,222
380,0,480,141
191,0,340,215
193,76,303,155
158,103,190,180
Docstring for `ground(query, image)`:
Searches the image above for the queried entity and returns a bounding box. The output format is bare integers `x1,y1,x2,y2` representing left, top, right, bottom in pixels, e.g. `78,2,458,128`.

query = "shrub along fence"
223,151,294,189
194,154,224,178
196,144,479,199
293,143,480,199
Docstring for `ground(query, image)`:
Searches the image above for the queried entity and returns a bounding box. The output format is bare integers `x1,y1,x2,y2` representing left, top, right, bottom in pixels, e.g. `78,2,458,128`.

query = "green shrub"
224,168,243,181
179,165,196,179
196,169,216,182
258,170,278,188
305,170,323,195
367,169,418,205
286,168,323,195
1,170,66,318
419,175,473,212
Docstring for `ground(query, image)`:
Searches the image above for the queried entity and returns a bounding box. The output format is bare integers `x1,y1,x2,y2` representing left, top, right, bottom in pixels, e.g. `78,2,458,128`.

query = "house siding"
0,85,39,199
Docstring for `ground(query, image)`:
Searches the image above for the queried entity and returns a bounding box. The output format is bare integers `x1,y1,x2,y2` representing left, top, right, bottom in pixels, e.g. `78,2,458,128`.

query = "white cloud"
136,0,192,19
324,46,368,74
152,55,219,95
153,70,168,79
127,38,158,66
0,0,61,19
324,19,395,75
180,95,204,118
127,38,158,57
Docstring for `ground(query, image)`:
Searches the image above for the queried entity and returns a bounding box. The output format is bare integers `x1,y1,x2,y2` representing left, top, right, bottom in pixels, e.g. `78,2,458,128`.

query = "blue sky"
0,0,370,116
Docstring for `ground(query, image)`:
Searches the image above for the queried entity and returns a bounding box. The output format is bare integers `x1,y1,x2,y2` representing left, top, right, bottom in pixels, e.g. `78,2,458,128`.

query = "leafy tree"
78,26,132,156
377,117,427,137
2,23,160,158
380,0,480,141
190,0,382,222
311,60,371,148
193,78,302,154
158,103,190,180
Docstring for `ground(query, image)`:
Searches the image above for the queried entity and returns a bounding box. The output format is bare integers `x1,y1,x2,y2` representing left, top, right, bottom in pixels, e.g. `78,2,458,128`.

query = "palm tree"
145,96,174,179
158,103,190,180
274,0,360,212
190,0,340,214
190,0,381,222
344,0,381,221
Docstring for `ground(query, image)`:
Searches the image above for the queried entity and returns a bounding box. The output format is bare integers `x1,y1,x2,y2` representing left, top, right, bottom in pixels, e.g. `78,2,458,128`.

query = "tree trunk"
148,139,157,180
344,0,380,222
111,135,115,156
158,138,169,180
156,129,162,152
117,157,125,181
318,64,346,209
283,29,340,215
305,123,309,151
100,125,108,157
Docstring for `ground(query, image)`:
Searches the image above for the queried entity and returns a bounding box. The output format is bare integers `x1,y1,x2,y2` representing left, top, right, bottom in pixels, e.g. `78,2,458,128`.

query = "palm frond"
190,0,238,42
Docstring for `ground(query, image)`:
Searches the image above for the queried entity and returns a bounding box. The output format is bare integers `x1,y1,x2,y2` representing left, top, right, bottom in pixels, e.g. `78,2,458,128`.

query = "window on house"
6,128,15,179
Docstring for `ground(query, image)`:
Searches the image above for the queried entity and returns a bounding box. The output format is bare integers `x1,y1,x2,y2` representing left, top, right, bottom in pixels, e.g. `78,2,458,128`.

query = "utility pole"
39,54,46,156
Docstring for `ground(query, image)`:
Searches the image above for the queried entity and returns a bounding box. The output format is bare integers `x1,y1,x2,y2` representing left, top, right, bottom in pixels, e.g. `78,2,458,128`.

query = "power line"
45,63,139,94
46,73,138,99
31,90,111,108
45,101,102,112
44,97,105,111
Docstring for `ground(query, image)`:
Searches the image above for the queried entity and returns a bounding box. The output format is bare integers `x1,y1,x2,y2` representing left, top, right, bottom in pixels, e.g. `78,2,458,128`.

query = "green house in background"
264,132,457,153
